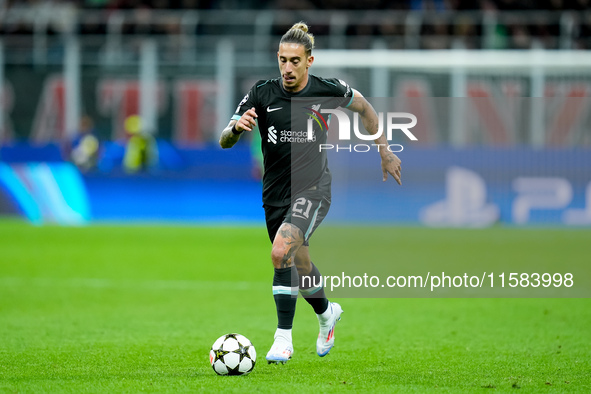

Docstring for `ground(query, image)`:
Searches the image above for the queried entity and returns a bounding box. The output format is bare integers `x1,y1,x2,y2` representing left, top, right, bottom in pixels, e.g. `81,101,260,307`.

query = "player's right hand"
236,107,258,132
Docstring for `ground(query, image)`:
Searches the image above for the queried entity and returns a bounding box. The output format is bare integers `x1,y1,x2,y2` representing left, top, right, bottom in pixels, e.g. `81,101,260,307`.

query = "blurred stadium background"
0,0,590,226
1,2,590,391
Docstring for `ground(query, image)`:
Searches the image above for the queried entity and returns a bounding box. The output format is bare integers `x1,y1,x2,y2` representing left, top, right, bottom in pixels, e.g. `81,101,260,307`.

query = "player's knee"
271,244,289,268
270,224,304,268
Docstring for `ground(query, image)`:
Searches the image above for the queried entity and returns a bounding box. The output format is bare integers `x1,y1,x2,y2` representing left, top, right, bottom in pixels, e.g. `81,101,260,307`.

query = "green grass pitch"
0,219,590,393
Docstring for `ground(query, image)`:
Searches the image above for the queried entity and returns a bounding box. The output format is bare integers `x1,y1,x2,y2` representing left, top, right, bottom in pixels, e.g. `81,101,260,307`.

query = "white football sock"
275,328,292,343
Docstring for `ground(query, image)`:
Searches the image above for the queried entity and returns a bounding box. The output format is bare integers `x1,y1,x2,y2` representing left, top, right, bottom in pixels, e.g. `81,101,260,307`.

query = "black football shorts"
263,188,331,246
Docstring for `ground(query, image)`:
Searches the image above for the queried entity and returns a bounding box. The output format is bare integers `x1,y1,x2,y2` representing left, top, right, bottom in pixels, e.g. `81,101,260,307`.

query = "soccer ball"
209,333,256,376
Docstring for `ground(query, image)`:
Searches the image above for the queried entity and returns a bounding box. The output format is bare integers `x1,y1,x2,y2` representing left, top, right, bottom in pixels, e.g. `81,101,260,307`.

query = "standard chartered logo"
280,130,316,143
267,125,316,144
267,126,277,144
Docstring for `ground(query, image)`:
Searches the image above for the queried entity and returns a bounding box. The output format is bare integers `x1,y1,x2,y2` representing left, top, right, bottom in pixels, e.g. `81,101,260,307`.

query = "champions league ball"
209,333,256,376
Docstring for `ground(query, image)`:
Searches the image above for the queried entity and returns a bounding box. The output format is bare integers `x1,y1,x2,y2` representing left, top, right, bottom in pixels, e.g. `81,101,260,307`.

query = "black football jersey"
232,74,354,206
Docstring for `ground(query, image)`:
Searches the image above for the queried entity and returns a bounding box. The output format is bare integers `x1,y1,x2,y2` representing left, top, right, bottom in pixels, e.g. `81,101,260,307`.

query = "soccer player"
219,22,402,364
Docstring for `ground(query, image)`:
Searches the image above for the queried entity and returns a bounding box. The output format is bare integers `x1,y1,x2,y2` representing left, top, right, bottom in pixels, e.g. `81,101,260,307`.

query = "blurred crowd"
2,0,591,10
1,0,590,49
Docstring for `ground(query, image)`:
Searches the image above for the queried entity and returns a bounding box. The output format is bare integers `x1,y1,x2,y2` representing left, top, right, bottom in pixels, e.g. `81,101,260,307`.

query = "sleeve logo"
235,93,249,113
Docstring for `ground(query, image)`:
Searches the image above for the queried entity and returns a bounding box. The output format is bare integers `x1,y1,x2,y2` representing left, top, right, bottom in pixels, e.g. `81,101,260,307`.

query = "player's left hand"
381,152,402,185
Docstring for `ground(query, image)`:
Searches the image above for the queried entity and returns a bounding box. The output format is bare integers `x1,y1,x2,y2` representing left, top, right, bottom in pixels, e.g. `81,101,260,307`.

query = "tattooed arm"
347,90,402,185
219,107,258,149
219,120,241,149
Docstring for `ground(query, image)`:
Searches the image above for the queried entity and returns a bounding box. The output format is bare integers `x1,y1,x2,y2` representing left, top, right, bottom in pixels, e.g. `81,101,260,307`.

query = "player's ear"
307,55,314,68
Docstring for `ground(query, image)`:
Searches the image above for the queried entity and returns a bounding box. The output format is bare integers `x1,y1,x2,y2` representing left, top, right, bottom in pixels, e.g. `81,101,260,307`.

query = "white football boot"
266,332,293,364
316,302,343,357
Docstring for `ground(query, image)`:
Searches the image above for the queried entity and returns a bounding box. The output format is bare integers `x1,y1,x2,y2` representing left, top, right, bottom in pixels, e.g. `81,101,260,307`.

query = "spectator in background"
70,115,100,172
123,115,159,173
510,24,532,49
411,0,446,11
576,12,591,49
422,19,451,49
250,123,263,181
454,15,479,49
